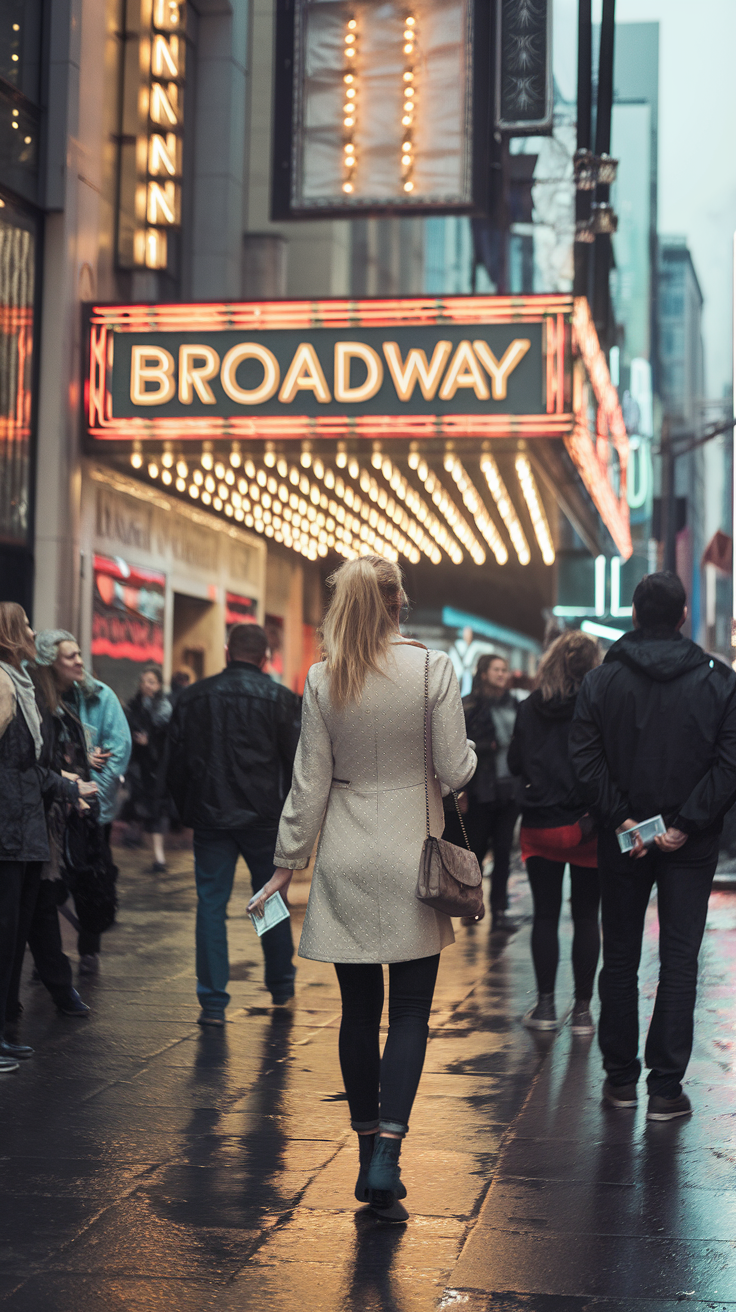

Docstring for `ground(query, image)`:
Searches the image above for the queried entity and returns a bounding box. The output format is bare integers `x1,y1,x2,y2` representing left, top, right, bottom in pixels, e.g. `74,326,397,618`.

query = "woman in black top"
508,631,601,1034
124,665,172,872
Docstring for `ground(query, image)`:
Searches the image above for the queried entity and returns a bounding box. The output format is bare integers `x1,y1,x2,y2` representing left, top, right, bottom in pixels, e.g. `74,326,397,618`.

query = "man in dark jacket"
462,654,520,931
167,623,302,1023
570,572,736,1121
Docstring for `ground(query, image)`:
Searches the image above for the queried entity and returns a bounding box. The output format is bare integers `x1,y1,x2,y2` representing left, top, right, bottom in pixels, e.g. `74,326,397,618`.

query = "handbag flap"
429,836,482,887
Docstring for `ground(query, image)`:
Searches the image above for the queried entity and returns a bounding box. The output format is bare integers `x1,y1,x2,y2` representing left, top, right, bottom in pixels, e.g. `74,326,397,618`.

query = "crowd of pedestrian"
2,564,735,1222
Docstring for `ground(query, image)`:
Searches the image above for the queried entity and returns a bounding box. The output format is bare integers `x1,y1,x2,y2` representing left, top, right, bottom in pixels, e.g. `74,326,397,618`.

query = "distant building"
658,235,729,650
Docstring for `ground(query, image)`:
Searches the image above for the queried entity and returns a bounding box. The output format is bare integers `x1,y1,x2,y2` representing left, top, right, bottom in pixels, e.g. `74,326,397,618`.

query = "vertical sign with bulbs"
272,0,491,219
117,0,187,271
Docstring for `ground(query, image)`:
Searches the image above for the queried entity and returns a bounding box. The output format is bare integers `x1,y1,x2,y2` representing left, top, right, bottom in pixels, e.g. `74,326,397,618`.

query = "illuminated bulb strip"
293,461,408,563
377,455,466,565
515,455,555,565
443,455,508,566
404,453,485,564
400,16,417,193
481,455,531,565
342,18,359,194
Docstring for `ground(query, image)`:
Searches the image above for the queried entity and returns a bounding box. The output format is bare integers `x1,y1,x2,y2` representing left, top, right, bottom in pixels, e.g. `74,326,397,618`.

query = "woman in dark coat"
124,665,172,872
508,631,601,1034
0,604,96,1070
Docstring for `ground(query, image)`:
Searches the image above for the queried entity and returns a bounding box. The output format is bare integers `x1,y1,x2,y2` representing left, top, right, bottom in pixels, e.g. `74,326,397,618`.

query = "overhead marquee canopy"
84,293,631,567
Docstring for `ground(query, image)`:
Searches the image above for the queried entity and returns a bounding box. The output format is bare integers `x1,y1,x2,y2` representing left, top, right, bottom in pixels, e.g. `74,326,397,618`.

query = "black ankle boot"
354,1133,376,1201
365,1136,409,1222
355,1132,407,1202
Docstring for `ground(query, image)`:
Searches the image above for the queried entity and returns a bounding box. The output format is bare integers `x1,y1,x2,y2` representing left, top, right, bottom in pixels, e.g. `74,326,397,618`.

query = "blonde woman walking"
249,556,476,1222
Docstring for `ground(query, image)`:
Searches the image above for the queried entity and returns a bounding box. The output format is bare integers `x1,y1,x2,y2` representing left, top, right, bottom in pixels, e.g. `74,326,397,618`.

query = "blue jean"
193,827,295,1014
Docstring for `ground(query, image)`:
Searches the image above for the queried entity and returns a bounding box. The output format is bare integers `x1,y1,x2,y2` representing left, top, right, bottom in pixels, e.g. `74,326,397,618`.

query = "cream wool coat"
274,641,477,964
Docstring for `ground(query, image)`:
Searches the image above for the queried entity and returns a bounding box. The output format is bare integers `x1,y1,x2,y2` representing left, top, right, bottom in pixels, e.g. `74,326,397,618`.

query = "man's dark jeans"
597,827,718,1098
193,827,295,1015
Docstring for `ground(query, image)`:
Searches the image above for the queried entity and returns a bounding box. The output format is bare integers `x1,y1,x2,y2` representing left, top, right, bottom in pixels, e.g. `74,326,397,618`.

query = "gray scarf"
0,660,43,759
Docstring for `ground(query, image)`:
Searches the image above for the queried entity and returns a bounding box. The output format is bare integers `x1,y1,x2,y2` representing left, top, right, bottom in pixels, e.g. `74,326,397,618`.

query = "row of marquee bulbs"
129,445,554,568
342,15,418,196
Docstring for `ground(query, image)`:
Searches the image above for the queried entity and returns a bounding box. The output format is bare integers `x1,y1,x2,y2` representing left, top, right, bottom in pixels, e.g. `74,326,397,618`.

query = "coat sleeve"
274,670,334,870
569,675,630,829
431,654,477,791
165,698,186,815
674,686,736,832
94,688,132,819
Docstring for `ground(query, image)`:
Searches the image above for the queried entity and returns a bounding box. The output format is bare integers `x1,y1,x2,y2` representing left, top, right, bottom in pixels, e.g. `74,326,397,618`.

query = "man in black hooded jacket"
570,571,736,1121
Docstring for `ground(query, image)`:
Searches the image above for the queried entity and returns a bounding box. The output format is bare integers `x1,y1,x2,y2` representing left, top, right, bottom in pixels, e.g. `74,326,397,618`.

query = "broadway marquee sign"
85,294,571,442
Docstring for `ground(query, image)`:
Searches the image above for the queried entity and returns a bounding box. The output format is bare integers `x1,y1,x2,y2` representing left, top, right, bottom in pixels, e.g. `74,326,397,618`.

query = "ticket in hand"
248,890,291,936
617,815,666,853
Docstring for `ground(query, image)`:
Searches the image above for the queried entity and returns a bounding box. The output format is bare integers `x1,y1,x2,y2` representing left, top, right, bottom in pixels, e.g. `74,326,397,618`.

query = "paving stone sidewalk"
1,845,733,1311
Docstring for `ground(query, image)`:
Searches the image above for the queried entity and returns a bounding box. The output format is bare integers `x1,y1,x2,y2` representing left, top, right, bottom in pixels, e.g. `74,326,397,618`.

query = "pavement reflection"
1,844,734,1311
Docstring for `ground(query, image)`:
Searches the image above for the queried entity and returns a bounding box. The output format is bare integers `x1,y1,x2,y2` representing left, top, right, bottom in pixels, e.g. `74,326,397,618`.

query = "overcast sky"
554,0,736,404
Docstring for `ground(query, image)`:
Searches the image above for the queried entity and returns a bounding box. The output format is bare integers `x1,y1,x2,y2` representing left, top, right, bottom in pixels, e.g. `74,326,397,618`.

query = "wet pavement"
0,844,735,1311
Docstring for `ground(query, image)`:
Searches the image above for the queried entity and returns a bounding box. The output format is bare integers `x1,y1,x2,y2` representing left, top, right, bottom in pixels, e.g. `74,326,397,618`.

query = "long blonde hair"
535,630,601,700
320,555,407,708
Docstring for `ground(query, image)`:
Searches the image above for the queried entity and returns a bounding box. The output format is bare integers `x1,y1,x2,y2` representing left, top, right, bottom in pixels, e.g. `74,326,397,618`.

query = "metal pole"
573,0,592,299
732,232,736,659
593,0,616,341
661,416,677,573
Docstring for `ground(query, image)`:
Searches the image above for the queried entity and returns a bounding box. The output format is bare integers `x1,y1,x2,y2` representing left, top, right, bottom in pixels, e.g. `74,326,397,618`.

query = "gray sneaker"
603,1079,638,1108
523,994,557,1031
570,1002,595,1035
646,1091,692,1121
0,1055,19,1074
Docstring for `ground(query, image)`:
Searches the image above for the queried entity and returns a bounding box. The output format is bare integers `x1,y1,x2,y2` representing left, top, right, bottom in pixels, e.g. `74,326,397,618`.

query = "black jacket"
569,629,736,834
508,689,587,828
166,661,302,830
463,689,519,804
0,703,79,863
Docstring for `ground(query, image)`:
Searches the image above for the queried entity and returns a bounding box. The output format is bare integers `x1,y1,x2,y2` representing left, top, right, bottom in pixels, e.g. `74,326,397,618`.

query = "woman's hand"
133,730,149,746
89,747,112,771
77,779,99,798
247,867,294,919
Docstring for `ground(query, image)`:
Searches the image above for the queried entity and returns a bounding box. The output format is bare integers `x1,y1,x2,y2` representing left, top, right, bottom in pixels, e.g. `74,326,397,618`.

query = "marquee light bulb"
176,477,185,492
405,15,415,24
148,462,159,478
131,451,143,469
176,459,188,477
201,451,213,470
404,181,413,191
162,450,174,467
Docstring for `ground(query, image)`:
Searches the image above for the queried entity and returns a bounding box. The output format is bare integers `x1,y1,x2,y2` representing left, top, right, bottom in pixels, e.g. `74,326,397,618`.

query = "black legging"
334,954,440,1136
525,857,601,1000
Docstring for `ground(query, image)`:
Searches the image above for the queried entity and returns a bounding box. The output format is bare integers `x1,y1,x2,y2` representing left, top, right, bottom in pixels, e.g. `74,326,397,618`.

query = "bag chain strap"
423,651,471,852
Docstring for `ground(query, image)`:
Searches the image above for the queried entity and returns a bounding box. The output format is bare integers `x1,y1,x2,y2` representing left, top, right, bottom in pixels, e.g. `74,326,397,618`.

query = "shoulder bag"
415,651,484,919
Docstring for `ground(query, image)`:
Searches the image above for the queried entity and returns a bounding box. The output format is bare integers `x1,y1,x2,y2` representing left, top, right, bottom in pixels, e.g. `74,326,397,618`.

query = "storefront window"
0,198,34,549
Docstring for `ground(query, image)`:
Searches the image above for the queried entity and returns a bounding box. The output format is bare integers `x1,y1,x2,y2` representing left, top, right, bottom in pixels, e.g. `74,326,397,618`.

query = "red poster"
92,554,165,700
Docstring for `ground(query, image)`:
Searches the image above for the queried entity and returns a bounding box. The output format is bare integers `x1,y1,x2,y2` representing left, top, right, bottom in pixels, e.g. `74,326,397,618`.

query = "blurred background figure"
123,665,172,874
509,632,601,1035
461,654,521,932
169,669,193,707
